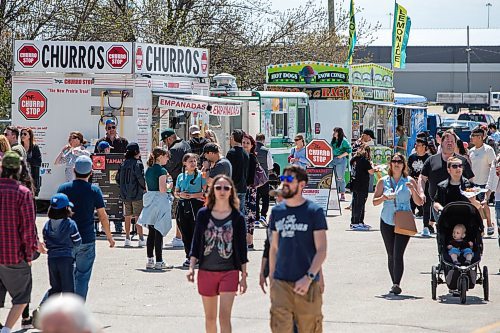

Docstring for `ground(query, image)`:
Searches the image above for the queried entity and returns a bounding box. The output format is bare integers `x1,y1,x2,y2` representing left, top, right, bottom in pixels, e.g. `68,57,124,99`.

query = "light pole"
486,3,492,28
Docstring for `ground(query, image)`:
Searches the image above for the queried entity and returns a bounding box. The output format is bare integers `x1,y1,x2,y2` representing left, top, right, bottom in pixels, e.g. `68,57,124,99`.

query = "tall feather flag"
392,2,411,69
345,0,356,65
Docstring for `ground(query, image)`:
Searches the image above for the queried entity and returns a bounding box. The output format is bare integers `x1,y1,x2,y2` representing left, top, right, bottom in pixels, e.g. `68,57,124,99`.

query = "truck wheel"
444,105,457,114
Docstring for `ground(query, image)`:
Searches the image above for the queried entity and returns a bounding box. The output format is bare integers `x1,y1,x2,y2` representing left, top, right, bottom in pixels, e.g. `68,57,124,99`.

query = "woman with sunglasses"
242,134,258,248
373,152,424,295
54,131,90,182
175,153,207,267
187,175,248,333
288,134,309,169
331,127,352,201
21,128,42,196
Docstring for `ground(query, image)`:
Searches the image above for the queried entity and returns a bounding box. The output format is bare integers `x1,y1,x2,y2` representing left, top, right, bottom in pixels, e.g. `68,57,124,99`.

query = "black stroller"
431,202,489,304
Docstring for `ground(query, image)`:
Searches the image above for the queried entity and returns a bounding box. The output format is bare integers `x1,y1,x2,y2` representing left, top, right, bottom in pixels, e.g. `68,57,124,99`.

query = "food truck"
12,40,241,202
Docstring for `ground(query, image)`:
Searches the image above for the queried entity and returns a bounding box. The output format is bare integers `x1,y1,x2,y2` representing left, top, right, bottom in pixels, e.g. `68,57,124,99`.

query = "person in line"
331,127,352,201
188,125,209,166
116,143,146,247
54,131,90,182
255,133,274,227
469,127,497,236
269,165,327,333
395,125,408,157
96,141,112,154
204,129,219,144
161,128,191,248
0,135,10,157
288,134,309,169
175,153,207,267
349,146,375,231
487,123,500,142
226,129,249,212
187,175,248,333
419,130,474,223
373,153,424,295
407,138,432,236
137,147,173,270
20,127,42,196
456,139,471,165
242,134,258,248
3,125,26,159
94,119,128,153
57,155,115,300
43,193,81,297
202,143,232,186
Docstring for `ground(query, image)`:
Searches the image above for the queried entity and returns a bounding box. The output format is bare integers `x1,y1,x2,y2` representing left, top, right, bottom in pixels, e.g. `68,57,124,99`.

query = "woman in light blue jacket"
288,134,310,168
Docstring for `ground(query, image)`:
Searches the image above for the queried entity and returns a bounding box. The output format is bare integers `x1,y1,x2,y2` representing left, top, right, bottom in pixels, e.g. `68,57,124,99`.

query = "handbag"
254,160,269,188
390,178,417,236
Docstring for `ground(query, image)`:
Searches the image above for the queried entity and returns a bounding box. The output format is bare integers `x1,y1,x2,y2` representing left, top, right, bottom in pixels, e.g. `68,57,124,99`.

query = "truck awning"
353,99,427,109
154,93,242,116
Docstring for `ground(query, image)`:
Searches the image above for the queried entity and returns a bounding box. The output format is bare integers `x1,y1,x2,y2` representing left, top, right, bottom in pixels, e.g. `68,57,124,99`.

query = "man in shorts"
0,151,38,332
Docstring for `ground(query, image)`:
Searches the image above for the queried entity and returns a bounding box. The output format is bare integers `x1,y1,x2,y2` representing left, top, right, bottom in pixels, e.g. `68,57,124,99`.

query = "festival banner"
350,63,394,88
346,0,357,65
266,62,349,85
391,3,411,69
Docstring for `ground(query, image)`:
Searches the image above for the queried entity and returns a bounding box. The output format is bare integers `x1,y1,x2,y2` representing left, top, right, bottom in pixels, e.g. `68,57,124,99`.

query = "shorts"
476,184,487,201
197,269,239,297
0,261,32,304
448,247,473,257
124,200,143,216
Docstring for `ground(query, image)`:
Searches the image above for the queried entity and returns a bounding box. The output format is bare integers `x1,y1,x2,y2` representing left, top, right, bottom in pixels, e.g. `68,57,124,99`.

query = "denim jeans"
332,156,347,193
73,242,96,301
495,201,500,231
238,193,246,215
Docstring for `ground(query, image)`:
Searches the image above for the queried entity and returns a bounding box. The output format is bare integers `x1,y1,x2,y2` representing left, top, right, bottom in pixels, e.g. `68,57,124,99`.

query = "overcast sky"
271,0,500,29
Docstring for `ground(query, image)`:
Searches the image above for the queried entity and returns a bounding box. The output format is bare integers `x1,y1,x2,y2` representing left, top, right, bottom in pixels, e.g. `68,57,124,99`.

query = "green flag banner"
392,3,411,69
346,0,356,65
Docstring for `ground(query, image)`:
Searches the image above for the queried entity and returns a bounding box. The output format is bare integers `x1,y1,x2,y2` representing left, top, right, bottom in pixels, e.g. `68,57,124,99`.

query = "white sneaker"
171,237,184,248
124,238,132,247
154,261,173,270
146,258,155,269
138,239,146,247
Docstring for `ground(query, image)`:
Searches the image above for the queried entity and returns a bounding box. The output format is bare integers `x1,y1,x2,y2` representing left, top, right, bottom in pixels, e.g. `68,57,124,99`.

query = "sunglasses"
294,138,302,142
449,164,463,169
21,132,29,136
214,185,232,192
280,175,295,182
391,159,404,164
107,126,116,130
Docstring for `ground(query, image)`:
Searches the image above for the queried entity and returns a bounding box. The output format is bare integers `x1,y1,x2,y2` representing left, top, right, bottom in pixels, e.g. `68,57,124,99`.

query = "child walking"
43,193,82,296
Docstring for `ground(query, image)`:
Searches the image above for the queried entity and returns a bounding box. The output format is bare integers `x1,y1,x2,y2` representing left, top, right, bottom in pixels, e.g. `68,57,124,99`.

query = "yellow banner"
392,3,408,69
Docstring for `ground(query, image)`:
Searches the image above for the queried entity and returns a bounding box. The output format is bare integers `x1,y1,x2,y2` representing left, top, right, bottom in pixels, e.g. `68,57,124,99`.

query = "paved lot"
2,192,500,333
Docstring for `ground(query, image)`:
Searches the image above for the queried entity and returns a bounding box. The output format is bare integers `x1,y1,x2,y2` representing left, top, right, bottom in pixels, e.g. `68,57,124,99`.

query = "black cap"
126,142,140,152
362,129,375,139
203,143,220,154
161,128,176,141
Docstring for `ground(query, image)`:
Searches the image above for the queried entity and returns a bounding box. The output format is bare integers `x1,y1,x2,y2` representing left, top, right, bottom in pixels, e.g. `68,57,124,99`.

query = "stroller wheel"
459,277,467,304
483,266,489,301
431,265,437,300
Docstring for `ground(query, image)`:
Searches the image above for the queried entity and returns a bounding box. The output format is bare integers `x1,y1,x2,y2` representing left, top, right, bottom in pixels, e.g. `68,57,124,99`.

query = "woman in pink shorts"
187,175,248,333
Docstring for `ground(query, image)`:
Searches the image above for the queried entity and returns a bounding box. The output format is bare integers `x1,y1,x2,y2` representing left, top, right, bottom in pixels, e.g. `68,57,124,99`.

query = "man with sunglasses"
469,127,497,236
93,119,129,154
269,165,327,333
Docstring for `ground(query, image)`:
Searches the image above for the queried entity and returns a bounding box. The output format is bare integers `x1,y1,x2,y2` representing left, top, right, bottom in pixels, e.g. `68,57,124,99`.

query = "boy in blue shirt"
43,193,82,296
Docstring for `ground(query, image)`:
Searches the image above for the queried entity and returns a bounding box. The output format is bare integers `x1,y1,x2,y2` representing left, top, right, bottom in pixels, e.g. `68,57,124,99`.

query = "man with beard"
419,130,474,222
268,165,327,333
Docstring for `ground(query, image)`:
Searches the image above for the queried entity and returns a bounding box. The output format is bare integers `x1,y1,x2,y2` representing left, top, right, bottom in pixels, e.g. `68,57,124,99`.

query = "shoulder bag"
390,178,417,236
254,159,269,188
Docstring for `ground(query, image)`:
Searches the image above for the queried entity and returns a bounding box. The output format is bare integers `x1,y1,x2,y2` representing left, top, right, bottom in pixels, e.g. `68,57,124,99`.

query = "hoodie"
189,136,209,167
43,218,82,258
116,158,146,201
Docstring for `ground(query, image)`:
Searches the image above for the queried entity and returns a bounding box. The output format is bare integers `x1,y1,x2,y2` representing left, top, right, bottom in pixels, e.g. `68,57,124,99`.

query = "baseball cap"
50,193,74,209
105,119,116,126
203,143,220,154
74,155,93,174
161,128,176,141
126,142,140,152
362,129,375,139
97,141,112,150
189,125,201,135
1,151,21,169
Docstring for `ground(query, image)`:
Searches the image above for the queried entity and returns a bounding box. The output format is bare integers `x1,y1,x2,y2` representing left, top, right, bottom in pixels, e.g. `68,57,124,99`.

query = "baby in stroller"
447,224,473,266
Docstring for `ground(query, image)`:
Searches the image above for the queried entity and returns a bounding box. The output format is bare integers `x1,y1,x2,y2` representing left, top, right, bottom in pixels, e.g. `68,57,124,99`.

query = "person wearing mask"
54,131,90,182
242,134,258,249
226,129,249,212
3,125,26,159
175,153,207,267
255,133,274,227
373,153,425,295
137,147,174,270
188,125,209,165
161,128,191,249
395,125,408,157
331,127,352,201
288,134,309,169
20,127,42,196
202,143,232,185
187,175,248,333
94,119,128,153
469,127,497,236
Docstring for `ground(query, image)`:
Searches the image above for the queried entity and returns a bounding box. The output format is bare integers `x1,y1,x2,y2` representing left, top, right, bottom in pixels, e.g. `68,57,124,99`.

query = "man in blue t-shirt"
269,165,328,333
57,156,115,300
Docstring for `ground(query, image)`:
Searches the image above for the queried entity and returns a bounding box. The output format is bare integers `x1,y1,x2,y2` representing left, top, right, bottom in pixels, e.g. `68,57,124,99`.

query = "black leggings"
147,225,163,262
351,191,368,225
380,220,410,285
177,199,204,258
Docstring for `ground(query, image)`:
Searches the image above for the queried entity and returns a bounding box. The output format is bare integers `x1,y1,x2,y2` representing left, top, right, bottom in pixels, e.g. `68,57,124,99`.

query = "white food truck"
12,40,241,201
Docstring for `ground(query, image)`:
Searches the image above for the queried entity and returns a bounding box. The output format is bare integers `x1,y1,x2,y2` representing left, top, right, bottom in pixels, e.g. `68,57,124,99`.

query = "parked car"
457,113,495,126
427,113,442,138
438,119,482,143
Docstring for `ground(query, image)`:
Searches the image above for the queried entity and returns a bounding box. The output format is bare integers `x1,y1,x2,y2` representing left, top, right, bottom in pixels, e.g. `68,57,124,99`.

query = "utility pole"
486,3,492,28
328,0,335,31
466,25,471,93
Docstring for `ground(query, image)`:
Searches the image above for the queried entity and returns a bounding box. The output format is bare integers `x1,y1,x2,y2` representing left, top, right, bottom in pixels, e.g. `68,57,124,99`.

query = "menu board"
91,153,125,221
302,167,341,217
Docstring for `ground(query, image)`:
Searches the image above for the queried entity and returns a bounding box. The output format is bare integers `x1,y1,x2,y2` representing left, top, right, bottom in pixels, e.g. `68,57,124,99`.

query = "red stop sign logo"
306,139,333,167
106,45,129,69
135,46,143,70
19,90,47,120
17,44,40,68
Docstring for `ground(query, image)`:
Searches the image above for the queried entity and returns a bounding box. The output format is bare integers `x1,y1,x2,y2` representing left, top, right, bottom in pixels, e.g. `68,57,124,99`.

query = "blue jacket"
43,218,82,258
